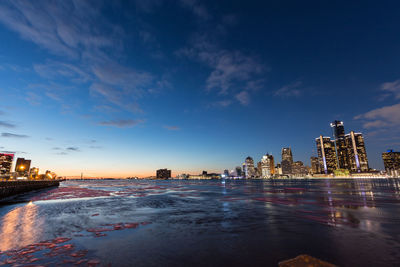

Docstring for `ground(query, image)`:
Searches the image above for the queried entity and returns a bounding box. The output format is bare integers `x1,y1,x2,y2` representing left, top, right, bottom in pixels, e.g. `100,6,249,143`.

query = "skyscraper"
316,136,337,174
243,156,256,178
0,153,14,179
345,131,369,172
382,150,400,177
330,120,348,169
260,154,275,178
281,148,293,175
310,156,321,174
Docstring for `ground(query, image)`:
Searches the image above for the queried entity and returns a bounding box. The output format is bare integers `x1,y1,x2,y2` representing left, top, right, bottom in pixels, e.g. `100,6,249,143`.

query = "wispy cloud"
99,119,144,128
66,147,80,152
164,125,180,131
275,81,302,97
355,103,400,129
178,33,266,105
235,91,250,106
0,0,168,115
0,121,16,128
381,79,400,99
1,132,29,138
208,99,232,108
25,92,41,106
0,150,26,154
179,0,210,20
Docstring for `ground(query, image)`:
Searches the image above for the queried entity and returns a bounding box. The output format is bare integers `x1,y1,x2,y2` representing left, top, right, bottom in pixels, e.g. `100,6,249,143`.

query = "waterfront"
1,179,400,266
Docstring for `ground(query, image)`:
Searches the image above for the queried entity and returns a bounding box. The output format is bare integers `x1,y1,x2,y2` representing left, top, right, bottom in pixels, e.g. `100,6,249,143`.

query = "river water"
0,179,400,266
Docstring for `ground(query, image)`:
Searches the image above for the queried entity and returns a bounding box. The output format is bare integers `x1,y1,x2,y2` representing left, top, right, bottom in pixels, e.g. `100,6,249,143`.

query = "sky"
0,0,400,177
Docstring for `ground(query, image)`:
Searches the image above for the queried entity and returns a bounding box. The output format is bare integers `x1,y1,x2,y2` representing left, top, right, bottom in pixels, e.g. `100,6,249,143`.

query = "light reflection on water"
0,179,399,266
0,202,42,251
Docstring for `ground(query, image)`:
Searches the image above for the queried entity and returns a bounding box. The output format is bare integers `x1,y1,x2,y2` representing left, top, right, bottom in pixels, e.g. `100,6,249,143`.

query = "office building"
292,161,308,176
310,156,321,174
15,158,31,177
345,131,369,172
235,166,243,177
275,164,282,175
256,161,262,177
261,154,275,178
281,148,293,175
330,120,348,169
243,156,256,178
223,169,229,177
316,136,337,174
156,168,171,179
29,167,39,179
382,150,400,177
0,153,14,178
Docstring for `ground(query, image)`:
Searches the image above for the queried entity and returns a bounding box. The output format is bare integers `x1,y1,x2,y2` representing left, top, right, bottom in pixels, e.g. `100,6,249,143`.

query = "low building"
382,150,400,177
15,158,31,177
156,168,171,179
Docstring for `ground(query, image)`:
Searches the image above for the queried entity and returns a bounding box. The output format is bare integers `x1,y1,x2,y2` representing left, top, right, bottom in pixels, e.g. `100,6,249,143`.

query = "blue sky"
0,0,400,177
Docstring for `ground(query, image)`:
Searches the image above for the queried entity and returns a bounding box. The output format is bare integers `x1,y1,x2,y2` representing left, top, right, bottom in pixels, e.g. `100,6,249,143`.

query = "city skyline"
1,1,400,177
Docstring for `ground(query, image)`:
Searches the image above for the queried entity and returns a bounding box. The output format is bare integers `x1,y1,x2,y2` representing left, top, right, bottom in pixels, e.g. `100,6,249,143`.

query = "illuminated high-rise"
243,156,255,178
330,120,348,169
260,154,275,178
345,131,369,172
310,156,321,174
0,153,14,178
382,150,400,177
316,136,337,174
281,148,293,175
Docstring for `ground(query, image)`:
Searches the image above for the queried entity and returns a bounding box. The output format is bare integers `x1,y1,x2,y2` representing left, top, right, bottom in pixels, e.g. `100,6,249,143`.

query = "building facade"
235,166,243,177
15,158,31,177
0,153,14,178
292,161,308,176
345,131,369,172
316,136,337,174
243,156,256,178
382,150,400,177
310,156,321,174
260,154,275,178
330,120,349,169
156,168,171,179
281,148,293,175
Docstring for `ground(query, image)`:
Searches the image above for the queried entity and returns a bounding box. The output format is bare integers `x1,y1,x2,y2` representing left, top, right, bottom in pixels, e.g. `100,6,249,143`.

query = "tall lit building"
310,156,321,174
382,150,400,177
156,168,171,179
330,120,348,169
316,136,337,174
260,154,275,178
0,153,14,178
15,158,31,177
345,131,369,172
281,148,293,175
243,156,256,178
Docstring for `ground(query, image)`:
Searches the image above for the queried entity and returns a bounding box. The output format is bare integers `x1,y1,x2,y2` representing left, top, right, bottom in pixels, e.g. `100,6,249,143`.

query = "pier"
0,180,61,199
